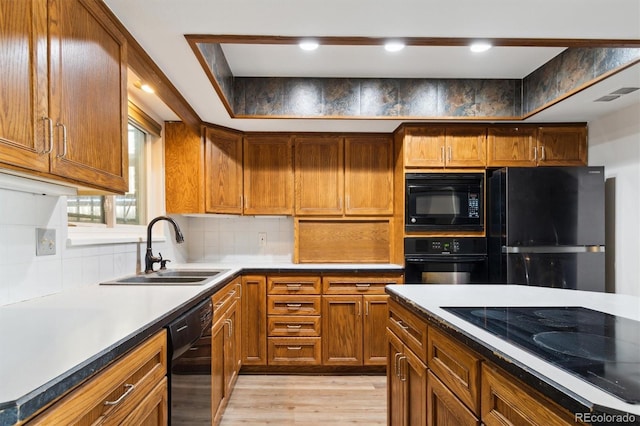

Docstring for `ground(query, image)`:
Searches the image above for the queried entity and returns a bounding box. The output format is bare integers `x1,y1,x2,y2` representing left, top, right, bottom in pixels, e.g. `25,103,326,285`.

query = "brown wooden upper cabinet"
244,135,294,215
487,125,587,167
205,127,243,214
404,126,486,168
536,126,587,166
344,136,394,215
294,135,393,216
0,0,128,193
294,136,344,215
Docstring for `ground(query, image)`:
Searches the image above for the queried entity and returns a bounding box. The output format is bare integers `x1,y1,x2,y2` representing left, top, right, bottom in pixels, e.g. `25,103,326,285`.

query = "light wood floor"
220,374,387,425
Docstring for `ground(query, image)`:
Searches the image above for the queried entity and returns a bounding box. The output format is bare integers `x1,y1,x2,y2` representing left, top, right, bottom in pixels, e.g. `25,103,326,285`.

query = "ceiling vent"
594,87,639,102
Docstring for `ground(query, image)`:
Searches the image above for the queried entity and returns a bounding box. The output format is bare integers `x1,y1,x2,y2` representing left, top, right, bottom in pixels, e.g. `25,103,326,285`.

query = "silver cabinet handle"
365,301,369,316
42,117,53,154
104,383,135,406
541,145,546,161
56,122,68,158
286,324,303,329
286,283,302,289
357,301,361,316
236,282,242,299
394,353,402,377
399,356,407,382
440,146,445,162
286,303,302,311
287,346,302,350
447,146,452,162
534,146,538,161
355,283,370,290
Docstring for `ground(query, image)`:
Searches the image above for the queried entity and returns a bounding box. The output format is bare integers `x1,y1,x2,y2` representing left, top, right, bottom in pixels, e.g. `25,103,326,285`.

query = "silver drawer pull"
286,303,302,310
286,283,302,289
286,324,303,329
104,383,135,406
286,346,302,350
396,319,409,331
355,283,371,289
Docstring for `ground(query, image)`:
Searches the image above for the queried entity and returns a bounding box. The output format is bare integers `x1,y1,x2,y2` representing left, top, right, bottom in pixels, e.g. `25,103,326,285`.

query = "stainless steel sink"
155,270,226,277
100,269,229,286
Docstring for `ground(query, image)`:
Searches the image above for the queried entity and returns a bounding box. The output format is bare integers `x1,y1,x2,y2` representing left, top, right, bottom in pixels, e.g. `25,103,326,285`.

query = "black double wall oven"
404,172,488,284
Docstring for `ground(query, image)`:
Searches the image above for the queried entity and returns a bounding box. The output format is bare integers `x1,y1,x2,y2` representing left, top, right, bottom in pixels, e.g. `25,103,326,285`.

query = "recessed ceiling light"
299,40,319,51
470,42,492,53
384,41,405,52
134,80,155,94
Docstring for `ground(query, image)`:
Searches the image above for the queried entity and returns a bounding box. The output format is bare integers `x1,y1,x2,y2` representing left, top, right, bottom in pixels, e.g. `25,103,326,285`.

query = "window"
67,120,152,227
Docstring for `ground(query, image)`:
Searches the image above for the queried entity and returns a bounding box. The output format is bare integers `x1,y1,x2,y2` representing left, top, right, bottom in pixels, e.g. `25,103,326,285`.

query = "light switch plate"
36,228,56,256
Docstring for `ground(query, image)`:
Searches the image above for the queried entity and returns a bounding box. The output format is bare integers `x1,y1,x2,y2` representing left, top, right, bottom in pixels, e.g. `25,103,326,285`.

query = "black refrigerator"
488,166,606,292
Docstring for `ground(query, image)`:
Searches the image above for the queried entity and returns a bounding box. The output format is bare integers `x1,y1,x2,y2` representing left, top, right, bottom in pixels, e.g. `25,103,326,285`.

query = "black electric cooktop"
442,306,640,404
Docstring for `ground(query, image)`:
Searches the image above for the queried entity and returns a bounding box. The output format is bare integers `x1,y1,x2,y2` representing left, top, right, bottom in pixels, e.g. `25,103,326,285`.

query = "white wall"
588,101,640,296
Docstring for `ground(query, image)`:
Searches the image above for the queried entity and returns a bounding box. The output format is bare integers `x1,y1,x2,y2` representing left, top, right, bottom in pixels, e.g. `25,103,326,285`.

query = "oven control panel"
405,237,487,256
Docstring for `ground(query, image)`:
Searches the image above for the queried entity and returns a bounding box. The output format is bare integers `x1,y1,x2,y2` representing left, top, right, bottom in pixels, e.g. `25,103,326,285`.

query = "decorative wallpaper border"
190,41,639,120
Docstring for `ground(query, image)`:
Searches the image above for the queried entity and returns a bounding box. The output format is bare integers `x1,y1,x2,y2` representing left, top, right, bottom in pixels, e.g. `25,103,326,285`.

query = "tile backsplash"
0,187,143,306
185,215,294,263
0,183,294,306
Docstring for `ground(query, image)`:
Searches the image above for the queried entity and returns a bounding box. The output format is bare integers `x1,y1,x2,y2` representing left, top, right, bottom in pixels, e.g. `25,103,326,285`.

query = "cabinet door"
211,317,228,425
225,301,240,390
241,275,267,365
537,126,587,166
445,128,486,167
403,346,428,426
294,136,344,215
243,135,293,214
48,0,128,193
403,127,446,168
344,136,393,215
387,329,405,426
486,127,537,167
205,127,243,213
0,0,50,173
322,295,363,365
363,295,388,365
427,372,479,426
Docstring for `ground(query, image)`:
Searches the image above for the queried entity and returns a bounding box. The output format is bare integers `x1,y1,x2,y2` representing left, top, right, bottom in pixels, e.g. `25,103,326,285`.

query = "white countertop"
386,284,640,417
0,262,402,423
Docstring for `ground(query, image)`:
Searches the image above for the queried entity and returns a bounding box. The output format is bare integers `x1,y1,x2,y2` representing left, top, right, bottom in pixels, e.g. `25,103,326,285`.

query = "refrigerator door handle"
503,245,605,254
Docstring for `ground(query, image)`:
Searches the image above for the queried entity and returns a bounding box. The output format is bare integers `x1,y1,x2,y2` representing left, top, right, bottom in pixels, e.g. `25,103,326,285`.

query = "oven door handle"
405,255,487,263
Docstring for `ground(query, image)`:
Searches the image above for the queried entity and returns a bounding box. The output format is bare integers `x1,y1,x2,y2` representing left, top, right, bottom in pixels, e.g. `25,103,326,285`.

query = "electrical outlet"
258,232,267,247
36,228,56,256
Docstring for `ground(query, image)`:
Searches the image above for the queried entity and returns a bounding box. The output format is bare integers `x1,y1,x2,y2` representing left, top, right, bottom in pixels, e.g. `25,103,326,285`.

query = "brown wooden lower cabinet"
26,331,167,425
211,280,242,425
481,363,585,426
241,275,267,365
428,371,479,426
388,300,588,426
387,328,428,426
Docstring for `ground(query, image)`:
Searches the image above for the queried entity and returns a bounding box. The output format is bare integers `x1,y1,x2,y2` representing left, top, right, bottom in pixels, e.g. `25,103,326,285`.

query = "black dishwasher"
167,298,213,425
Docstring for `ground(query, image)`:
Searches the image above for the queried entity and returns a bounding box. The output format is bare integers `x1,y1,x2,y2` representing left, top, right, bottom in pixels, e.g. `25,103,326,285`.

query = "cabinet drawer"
268,295,321,315
322,274,403,294
428,327,481,416
268,275,321,294
268,315,321,337
27,330,167,425
268,337,322,365
482,363,585,426
387,298,428,363
212,280,240,322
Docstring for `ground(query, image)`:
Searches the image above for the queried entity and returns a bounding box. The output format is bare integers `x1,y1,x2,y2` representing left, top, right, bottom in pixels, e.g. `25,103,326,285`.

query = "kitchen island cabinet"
0,0,128,193
386,285,640,425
